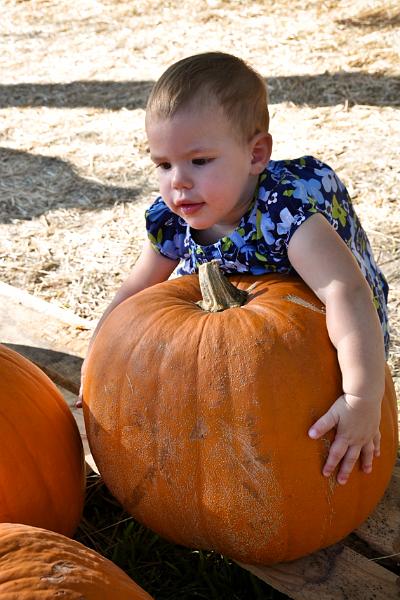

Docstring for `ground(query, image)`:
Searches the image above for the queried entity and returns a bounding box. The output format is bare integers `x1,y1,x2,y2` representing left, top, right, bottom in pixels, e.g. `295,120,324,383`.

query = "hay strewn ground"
1,1,399,598
1,0,399,392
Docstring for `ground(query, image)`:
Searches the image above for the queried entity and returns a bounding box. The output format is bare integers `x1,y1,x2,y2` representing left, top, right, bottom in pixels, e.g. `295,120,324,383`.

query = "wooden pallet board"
1,284,399,598
238,544,399,599
0,281,93,358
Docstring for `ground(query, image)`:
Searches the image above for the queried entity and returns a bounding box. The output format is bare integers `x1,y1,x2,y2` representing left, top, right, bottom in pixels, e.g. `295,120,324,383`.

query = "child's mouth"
179,202,204,215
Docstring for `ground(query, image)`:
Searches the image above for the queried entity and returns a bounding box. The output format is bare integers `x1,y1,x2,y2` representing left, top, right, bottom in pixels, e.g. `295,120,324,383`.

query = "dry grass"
0,0,399,394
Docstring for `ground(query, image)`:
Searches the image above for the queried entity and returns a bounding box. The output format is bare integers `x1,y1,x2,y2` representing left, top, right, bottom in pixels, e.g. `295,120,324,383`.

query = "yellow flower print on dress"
332,194,348,227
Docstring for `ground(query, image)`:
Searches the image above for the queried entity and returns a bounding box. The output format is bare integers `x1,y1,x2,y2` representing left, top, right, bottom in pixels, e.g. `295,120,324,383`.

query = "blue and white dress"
146,155,390,353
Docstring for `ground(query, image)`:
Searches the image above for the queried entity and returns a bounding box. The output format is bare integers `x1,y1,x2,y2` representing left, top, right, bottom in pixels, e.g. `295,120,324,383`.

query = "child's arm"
288,213,386,485
89,239,179,337
78,240,178,405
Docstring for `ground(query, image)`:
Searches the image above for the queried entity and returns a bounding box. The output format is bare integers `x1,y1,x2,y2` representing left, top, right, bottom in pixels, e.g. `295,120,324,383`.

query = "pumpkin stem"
196,260,249,312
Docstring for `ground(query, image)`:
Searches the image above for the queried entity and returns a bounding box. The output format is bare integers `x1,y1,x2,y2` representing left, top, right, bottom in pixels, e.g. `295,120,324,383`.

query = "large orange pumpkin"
0,522,153,599
0,344,85,536
83,263,398,564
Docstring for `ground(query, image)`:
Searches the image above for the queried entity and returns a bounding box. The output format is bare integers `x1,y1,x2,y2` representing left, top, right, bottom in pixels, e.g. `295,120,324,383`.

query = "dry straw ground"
0,0,399,399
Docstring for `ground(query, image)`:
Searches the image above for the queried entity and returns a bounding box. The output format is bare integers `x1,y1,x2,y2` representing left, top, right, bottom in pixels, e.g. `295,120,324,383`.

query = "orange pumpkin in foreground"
0,344,85,536
83,264,398,565
0,522,153,599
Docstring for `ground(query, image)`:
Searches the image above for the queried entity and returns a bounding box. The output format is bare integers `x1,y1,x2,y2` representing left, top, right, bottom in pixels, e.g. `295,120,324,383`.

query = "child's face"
146,104,265,235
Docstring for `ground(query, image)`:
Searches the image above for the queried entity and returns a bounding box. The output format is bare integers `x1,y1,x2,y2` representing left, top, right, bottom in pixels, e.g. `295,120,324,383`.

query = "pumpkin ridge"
188,314,213,548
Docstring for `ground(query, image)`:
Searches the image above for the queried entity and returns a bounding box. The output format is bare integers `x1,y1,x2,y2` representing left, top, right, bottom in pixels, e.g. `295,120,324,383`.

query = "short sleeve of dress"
264,156,349,248
145,197,187,261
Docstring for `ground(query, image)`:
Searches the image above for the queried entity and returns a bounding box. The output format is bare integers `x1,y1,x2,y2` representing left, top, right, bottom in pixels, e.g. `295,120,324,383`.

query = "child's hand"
76,385,83,408
75,359,86,409
308,393,382,485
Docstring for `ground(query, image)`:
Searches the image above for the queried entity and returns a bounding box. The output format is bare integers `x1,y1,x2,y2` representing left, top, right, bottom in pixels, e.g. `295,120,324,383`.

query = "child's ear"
249,133,273,175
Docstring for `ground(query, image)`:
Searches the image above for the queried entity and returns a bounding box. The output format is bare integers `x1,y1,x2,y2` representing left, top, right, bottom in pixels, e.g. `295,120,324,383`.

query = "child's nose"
172,166,192,190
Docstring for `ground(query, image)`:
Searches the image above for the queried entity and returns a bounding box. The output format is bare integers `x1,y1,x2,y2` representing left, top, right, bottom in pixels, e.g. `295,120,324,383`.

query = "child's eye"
192,158,212,166
156,162,171,170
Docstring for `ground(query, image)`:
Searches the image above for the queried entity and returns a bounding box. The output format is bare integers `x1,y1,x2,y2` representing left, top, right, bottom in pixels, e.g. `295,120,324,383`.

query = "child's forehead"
146,100,240,141
146,108,247,160
147,97,222,124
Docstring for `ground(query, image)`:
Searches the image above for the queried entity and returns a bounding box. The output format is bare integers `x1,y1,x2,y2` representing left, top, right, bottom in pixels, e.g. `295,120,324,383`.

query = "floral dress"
146,155,390,353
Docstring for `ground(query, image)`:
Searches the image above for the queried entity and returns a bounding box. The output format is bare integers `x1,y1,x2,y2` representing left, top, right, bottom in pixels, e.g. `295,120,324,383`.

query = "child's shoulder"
266,155,336,182
146,196,172,219
261,155,347,200
145,196,187,260
145,196,182,228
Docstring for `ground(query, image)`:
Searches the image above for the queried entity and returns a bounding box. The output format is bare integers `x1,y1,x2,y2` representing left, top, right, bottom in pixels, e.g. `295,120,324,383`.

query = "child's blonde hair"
145,52,269,142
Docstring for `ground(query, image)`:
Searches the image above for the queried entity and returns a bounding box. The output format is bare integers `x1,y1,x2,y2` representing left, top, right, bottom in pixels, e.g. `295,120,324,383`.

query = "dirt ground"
1,0,399,395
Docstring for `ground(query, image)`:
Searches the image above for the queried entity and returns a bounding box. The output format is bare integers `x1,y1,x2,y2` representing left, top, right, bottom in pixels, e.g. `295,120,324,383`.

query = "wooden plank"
57,385,98,475
238,544,399,599
0,283,93,357
4,343,83,395
0,282,95,328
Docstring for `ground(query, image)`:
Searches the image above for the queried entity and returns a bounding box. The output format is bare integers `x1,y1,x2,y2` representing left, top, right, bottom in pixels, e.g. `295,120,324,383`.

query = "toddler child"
81,52,389,486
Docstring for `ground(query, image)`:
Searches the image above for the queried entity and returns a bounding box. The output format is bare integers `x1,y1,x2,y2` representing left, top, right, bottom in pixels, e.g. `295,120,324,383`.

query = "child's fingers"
334,444,362,485
322,436,348,477
360,441,375,474
373,430,381,457
308,407,338,439
76,366,86,409
75,383,83,408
